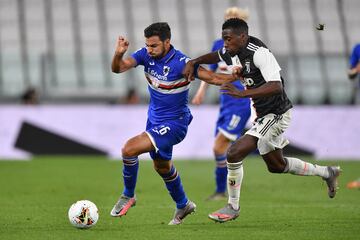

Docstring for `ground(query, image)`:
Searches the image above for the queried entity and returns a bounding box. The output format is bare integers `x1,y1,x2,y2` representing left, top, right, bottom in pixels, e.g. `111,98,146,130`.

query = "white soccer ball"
68,200,99,229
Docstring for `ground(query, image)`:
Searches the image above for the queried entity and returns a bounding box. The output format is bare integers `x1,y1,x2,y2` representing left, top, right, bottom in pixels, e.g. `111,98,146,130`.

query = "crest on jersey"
245,61,251,73
163,66,170,76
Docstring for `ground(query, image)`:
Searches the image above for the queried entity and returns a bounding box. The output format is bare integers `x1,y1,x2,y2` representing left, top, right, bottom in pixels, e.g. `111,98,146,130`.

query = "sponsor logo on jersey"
147,69,168,80
240,77,255,87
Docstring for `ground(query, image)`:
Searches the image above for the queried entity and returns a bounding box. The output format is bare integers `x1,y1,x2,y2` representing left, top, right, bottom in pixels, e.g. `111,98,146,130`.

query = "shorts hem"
145,131,159,152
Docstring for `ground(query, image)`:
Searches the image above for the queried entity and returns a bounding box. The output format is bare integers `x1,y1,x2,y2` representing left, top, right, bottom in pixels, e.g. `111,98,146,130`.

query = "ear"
164,39,171,47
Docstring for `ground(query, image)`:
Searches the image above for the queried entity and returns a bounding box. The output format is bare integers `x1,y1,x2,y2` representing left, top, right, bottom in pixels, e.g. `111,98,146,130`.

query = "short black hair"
222,18,248,35
144,22,171,41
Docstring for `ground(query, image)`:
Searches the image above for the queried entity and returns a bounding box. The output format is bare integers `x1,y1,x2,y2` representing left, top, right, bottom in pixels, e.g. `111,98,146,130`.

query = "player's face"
222,29,247,56
145,36,169,59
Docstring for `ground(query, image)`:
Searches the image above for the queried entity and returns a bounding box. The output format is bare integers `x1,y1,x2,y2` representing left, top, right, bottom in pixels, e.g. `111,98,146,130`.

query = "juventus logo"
229,180,236,186
245,61,251,73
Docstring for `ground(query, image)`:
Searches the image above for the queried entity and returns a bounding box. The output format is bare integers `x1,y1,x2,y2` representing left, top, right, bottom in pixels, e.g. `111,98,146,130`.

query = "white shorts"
246,110,291,155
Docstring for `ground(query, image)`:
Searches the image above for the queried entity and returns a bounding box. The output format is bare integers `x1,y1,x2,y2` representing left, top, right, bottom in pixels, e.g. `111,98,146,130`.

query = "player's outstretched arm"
197,67,236,86
111,36,137,73
221,81,283,98
184,52,220,81
348,62,360,80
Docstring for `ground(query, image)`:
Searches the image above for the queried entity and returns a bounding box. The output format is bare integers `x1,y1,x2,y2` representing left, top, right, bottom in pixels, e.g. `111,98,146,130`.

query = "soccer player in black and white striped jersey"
185,18,341,223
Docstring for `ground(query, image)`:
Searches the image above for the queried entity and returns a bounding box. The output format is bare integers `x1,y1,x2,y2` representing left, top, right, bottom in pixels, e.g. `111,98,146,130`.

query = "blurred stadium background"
0,0,359,104
0,0,360,160
1,1,360,238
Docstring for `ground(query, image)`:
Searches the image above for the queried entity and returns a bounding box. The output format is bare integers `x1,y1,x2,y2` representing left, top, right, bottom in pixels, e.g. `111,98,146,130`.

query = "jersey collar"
161,45,176,63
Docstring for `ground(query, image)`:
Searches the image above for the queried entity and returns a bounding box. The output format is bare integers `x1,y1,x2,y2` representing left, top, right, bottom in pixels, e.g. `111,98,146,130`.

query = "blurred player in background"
110,22,236,225
192,7,251,201
185,18,341,223
21,87,39,105
348,43,360,104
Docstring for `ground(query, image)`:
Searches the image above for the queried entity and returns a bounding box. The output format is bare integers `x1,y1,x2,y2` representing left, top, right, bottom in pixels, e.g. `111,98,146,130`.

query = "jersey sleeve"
349,44,360,68
217,47,233,66
184,56,200,78
253,47,281,82
131,47,146,66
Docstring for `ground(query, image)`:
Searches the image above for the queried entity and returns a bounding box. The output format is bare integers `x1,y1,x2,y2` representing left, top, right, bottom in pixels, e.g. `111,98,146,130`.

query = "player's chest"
231,55,264,88
144,63,180,82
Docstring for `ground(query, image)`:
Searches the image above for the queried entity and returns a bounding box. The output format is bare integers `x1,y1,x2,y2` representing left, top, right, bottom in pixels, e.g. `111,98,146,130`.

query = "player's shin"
227,161,244,210
122,156,139,197
160,165,188,209
215,154,228,193
284,157,330,178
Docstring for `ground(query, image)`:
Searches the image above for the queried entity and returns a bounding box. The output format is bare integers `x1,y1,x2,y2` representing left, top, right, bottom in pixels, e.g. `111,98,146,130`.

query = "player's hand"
191,90,205,105
232,66,244,80
115,36,130,54
184,60,196,81
220,83,243,98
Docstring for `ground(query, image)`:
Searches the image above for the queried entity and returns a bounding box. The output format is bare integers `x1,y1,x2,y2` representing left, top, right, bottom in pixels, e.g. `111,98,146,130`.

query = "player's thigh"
213,132,232,154
122,132,155,157
247,111,291,155
146,120,188,150
227,134,258,162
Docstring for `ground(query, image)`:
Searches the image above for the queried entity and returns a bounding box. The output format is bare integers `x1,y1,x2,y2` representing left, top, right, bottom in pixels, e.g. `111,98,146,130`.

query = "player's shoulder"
133,47,147,54
354,43,360,52
247,36,268,51
169,47,189,64
212,39,224,51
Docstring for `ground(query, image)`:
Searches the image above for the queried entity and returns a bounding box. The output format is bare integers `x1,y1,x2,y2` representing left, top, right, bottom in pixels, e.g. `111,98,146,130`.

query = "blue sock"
159,165,188,209
122,156,139,198
215,154,227,193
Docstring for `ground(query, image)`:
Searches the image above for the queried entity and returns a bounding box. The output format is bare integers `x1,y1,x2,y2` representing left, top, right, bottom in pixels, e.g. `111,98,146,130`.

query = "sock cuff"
215,154,227,162
122,156,139,166
227,161,243,170
160,166,178,182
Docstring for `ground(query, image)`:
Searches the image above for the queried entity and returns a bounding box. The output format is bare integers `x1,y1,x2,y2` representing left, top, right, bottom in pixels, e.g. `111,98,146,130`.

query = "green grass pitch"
0,156,359,240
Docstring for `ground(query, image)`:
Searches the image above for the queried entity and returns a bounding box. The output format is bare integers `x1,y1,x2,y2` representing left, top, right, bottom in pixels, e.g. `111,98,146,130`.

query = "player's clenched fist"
232,66,244,80
115,36,130,54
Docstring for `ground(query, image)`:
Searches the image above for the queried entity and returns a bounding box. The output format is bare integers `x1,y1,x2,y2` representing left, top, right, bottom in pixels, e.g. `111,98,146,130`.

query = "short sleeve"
349,44,360,68
217,47,232,66
131,47,147,66
253,47,281,82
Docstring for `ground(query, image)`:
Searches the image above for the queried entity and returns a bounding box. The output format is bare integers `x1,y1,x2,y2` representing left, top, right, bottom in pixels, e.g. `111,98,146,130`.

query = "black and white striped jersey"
218,36,292,118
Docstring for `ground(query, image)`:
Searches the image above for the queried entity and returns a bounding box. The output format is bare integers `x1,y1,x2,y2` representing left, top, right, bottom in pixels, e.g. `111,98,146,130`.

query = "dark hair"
222,18,248,35
144,22,171,41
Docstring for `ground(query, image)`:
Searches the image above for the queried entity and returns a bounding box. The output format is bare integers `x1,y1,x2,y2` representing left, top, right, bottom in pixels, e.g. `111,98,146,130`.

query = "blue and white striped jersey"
131,45,191,124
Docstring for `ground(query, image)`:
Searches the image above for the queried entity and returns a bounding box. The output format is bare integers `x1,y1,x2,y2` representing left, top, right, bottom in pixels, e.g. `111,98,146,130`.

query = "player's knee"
153,163,171,175
266,162,286,173
121,144,137,158
227,146,242,163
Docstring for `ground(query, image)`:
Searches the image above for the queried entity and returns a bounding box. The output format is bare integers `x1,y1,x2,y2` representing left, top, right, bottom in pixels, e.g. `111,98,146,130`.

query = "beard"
151,45,166,59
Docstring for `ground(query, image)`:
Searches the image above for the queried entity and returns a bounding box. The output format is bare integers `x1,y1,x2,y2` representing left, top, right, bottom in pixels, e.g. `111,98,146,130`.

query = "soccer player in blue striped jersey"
348,43,360,103
110,22,235,225
192,7,251,201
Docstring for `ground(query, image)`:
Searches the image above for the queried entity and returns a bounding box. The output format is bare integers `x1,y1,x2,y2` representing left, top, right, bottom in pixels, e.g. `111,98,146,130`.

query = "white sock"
227,161,243,210
284,157,329,178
